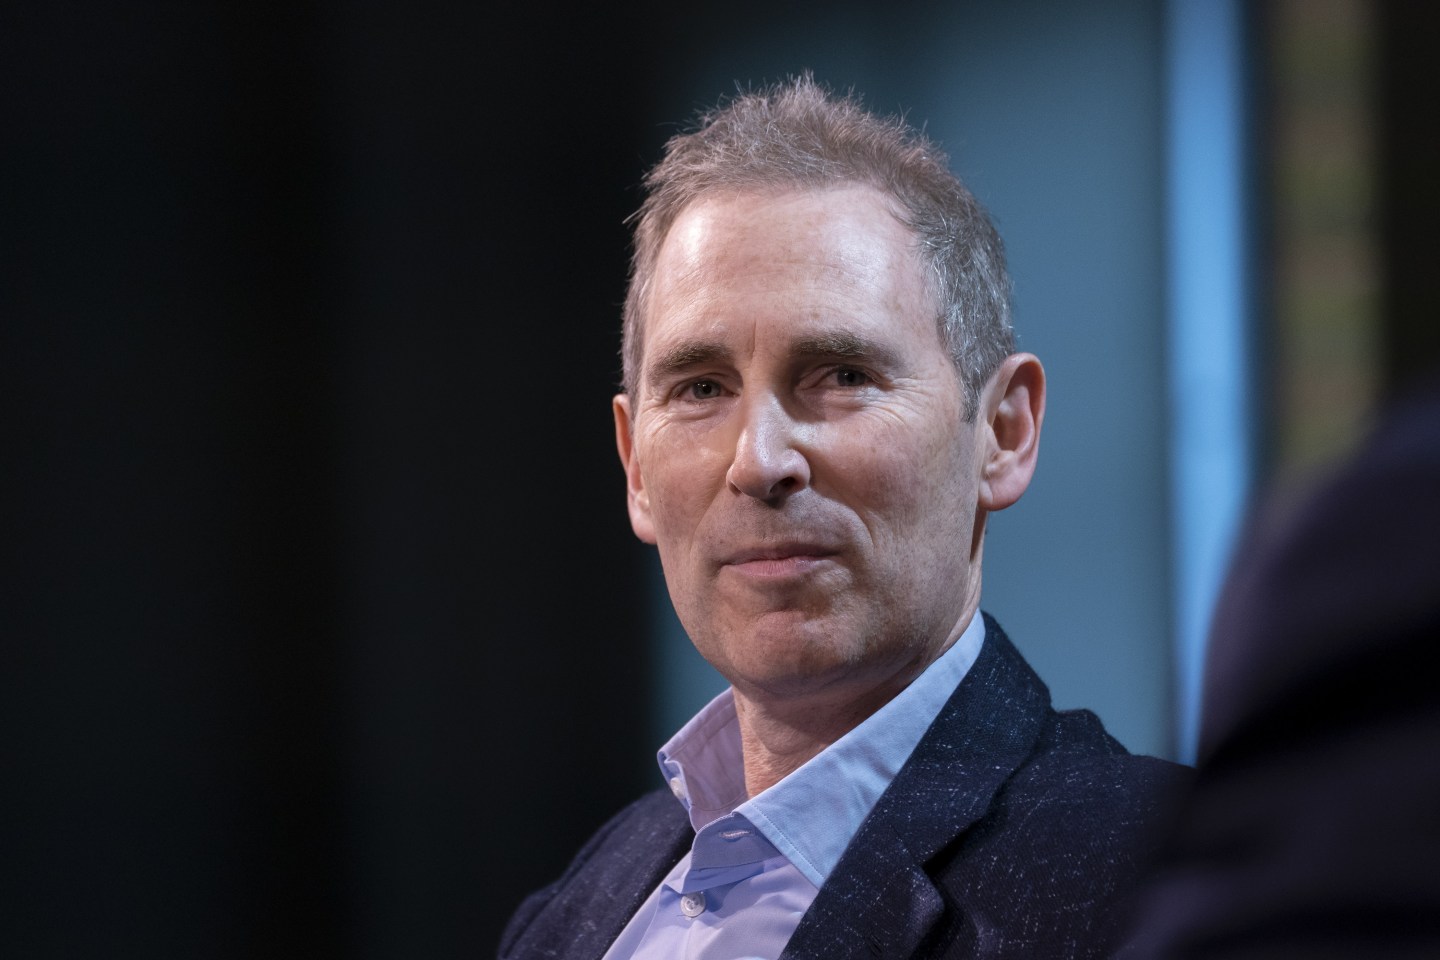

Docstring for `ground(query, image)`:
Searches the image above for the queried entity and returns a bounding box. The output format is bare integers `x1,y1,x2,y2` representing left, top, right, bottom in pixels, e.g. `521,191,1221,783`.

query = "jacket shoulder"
1009,708,1190,868
927,708,1190,957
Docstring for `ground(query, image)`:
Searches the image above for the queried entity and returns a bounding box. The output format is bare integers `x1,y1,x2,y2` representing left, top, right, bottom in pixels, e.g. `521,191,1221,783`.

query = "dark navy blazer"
500,615,1187,960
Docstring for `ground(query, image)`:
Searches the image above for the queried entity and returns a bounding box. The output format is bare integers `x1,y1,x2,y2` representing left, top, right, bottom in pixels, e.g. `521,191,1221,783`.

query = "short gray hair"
621,74,1014,419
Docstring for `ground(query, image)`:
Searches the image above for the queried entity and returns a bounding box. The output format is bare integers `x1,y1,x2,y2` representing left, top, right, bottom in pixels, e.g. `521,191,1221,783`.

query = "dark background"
4,4,667,957
4,2,1436,958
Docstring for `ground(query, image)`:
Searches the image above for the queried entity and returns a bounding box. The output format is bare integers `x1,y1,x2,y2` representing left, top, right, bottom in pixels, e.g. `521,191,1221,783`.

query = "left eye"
834,368,870,387
688,380,723,400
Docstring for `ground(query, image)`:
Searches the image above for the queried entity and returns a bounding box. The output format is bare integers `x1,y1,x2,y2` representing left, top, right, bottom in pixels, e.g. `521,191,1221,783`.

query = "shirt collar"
656,608,986,888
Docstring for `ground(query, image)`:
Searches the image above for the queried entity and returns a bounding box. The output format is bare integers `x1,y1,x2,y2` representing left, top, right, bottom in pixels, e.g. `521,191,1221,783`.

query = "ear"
613,394,657,544
976,353,1046,512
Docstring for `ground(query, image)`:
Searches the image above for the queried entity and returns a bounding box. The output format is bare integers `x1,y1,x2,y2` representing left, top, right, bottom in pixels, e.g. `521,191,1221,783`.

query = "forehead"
642,185,939,368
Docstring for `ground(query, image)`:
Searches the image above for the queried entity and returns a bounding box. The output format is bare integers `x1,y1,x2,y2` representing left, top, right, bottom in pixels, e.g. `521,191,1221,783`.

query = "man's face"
614,185,988,708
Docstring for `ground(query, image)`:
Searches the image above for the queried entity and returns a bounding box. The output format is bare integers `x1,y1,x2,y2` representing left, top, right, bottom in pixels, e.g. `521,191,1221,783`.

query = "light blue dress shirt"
601,609,986,960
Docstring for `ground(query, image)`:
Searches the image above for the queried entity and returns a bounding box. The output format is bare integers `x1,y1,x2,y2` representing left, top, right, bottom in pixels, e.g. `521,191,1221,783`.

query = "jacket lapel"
780,615,1052,959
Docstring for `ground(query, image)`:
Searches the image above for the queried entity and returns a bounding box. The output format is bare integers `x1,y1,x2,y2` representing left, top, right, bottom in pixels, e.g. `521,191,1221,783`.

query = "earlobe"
977,353,1046,512
613,394,657,544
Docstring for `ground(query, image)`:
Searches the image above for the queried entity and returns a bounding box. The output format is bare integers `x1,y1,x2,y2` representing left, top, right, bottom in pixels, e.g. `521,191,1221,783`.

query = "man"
500,76,1185,960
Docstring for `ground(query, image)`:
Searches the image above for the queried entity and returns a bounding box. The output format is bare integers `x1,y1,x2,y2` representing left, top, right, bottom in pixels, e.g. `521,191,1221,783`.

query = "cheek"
831,417,972,530
637,426,728,532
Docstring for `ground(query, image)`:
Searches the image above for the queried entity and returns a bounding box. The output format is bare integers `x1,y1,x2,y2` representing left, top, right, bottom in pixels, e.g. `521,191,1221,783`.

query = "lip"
721,542,840,578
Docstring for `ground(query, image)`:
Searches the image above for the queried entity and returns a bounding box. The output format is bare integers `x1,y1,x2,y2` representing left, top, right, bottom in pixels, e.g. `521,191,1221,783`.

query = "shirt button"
668,777,687,801
680,891,706,918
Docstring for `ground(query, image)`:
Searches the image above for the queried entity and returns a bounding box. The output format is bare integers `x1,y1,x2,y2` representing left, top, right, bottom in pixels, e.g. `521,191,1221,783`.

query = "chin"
713,630,878,697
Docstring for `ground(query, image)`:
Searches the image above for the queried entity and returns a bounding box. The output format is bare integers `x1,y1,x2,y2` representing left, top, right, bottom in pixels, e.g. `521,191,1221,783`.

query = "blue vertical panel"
1164,0,1255,761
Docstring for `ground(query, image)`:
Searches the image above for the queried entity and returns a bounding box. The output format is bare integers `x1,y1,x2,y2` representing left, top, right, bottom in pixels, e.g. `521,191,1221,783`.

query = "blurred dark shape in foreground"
1123,373,1440,959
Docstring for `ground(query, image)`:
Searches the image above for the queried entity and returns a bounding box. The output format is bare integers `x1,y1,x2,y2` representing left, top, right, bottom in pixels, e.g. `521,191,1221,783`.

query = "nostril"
757,472,805,505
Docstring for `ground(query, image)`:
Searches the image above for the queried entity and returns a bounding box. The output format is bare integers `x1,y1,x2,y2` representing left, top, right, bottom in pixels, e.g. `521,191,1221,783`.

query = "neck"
731,682,900,796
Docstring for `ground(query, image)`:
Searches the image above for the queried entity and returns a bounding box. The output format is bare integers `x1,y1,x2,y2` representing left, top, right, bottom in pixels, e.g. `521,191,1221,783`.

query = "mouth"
721,543,840,579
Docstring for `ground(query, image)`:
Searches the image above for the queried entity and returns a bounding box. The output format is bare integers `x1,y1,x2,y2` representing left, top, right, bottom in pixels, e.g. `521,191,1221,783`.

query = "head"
613,78,1044,722
622,74,1015,419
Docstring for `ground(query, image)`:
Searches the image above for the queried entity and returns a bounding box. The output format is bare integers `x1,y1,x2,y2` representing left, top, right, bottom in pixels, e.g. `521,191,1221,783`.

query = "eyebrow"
647,341,733,386
789,332,896,365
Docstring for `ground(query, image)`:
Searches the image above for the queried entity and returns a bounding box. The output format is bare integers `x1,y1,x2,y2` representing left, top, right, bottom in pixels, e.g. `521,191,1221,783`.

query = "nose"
726,396,811,503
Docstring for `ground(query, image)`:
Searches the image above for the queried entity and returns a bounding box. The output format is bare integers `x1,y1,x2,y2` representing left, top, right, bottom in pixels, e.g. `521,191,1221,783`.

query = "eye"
833,367,871,387
687,379,723,400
